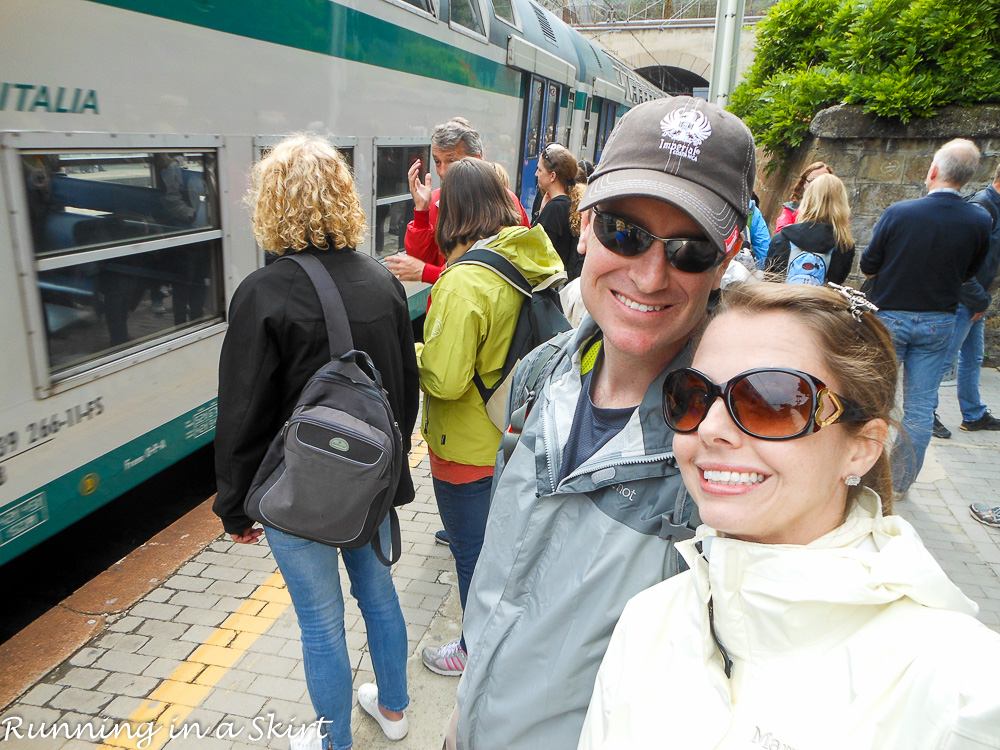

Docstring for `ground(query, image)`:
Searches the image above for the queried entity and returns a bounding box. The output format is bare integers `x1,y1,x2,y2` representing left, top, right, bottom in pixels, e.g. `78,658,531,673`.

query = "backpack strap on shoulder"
500,331,571,464
280,253,354,358
452,248,532,296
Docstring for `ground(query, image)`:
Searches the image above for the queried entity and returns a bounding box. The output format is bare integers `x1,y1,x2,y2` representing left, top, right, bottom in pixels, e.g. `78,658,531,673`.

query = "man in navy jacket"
861,139,990,495
933,160,1000,440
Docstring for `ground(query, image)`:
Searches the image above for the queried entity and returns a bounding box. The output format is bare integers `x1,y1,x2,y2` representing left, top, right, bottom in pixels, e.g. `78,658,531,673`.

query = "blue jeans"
879,310,956,493
937,304,988,423
265,518,409,750
432,475,492,651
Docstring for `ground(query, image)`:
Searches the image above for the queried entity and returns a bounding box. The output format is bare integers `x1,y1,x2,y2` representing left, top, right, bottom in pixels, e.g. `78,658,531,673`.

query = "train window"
23,152,220,259
19,150,224,380
492,0,516,25
397,0,433,12
374,144,430,259
451,0,486,36
543,83,561,147
526,79,545,159
258,144,354,172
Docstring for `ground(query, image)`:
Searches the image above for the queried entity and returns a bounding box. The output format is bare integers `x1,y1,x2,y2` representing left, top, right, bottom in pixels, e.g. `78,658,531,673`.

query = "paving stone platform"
1,370,998,749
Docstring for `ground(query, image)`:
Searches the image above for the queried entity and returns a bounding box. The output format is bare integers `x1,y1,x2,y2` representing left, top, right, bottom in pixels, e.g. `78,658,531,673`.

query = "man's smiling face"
578,196,729,373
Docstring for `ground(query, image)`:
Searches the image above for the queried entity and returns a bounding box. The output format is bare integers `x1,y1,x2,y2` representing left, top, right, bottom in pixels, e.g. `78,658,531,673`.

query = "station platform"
2,369,1000,750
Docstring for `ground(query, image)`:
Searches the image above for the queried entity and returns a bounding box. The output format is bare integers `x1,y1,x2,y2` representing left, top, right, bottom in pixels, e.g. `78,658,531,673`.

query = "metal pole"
709,0,745,106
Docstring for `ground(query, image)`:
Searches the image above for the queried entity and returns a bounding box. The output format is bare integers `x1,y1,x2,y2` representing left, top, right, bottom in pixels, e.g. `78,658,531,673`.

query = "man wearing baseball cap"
449,97,756,750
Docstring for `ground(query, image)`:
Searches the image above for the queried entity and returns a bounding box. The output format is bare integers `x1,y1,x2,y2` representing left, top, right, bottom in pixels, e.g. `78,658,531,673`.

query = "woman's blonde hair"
540,144,584,234
714,282,898,515
797,173,854,252
490,161,511,189
248,134,366,254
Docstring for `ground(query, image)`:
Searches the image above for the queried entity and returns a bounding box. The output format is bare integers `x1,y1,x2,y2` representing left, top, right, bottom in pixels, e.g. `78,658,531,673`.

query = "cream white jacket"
579,490,1000,749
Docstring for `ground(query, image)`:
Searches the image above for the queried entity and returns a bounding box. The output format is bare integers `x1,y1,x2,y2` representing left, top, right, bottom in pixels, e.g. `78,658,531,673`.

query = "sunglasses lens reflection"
664,369,817,439
729,371,812,438
593,211,720,273
664,371,712,433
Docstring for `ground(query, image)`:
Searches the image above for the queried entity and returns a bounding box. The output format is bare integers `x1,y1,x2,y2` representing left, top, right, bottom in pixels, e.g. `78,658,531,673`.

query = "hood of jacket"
677,489,978,662
477,224,565,286
776,220,837,254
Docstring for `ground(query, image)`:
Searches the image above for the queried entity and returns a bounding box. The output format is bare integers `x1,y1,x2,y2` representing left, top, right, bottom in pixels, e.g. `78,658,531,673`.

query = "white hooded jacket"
579,490,1000,749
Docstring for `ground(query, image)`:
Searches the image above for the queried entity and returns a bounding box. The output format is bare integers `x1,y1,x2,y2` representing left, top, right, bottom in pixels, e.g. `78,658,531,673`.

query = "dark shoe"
434,528,450,546
932,413,951,439
960,411,1000,432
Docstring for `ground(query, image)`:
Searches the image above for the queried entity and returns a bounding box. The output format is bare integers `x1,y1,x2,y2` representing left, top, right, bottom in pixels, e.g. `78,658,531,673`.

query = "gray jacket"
455,316,698,750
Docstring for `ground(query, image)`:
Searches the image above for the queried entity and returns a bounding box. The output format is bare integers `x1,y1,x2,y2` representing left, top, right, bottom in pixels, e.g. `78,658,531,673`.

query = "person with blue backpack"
765,173,855,286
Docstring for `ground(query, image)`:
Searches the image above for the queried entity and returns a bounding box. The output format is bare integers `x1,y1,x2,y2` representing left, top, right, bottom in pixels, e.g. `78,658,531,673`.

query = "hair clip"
827,283,879,321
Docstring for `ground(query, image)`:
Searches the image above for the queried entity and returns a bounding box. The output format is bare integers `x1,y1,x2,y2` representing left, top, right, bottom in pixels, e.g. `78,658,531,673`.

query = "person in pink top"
385,117,529,286
774,161,833,233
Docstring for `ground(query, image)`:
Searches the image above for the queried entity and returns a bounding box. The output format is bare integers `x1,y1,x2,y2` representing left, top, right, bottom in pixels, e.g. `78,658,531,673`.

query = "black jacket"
533,194,581,280
960,185,1000,312
765,221,855,285
213,246,419,535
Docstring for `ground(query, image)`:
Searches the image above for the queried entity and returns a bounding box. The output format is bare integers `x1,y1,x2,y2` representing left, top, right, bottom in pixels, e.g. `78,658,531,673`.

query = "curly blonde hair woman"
217,132,419,749
248,134,367,253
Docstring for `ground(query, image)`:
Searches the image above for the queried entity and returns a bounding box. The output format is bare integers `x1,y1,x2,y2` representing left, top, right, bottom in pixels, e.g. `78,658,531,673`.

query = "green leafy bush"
731,0,1000,170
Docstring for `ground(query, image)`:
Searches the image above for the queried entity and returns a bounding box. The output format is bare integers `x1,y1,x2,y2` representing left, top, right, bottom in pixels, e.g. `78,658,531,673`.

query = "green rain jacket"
416,224,564,467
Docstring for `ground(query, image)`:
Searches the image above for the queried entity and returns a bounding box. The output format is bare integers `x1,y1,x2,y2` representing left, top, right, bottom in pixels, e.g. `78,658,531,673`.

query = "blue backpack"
786,241,833,286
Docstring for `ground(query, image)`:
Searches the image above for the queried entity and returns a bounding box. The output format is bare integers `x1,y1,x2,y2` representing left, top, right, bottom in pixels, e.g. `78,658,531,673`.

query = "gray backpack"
243,253,402,565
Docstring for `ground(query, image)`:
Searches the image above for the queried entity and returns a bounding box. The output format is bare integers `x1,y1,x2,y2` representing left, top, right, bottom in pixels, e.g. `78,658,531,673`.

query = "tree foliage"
730,0,1000,170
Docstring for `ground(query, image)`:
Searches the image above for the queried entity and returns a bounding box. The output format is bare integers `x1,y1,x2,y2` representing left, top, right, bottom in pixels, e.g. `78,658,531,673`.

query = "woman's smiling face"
672,310,878,546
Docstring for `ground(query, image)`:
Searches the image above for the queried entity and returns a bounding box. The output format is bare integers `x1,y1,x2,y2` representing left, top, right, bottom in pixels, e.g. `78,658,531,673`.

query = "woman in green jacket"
417,158,564,676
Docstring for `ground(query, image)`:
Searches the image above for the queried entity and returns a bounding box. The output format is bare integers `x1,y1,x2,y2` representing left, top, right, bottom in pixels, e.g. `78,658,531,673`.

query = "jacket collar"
680,490,978,662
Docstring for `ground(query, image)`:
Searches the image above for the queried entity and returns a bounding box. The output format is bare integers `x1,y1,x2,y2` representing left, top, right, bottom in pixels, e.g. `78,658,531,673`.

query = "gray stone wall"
754,103,1000,361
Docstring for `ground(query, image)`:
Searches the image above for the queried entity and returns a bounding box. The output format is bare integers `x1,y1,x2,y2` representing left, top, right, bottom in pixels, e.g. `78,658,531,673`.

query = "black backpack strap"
500,332,570,465
454,248,532,407
281,253,354,357
453,248,568,407
372,507,401,566
453,248,532,296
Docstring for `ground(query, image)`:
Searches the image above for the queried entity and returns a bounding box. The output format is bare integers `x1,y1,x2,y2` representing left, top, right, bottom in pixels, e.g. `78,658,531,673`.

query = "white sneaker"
357,683,408,741
289,722,327,750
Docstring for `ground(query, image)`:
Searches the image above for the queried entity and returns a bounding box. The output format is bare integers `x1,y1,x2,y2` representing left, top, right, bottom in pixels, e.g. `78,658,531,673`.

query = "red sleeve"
404,189,447,267
421,263,443,284
404,208,439,263
774,207,796,234
510,189,531,228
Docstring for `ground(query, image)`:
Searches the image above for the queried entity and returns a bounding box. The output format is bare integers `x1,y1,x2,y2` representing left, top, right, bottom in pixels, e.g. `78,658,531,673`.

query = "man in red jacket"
385,117,529,285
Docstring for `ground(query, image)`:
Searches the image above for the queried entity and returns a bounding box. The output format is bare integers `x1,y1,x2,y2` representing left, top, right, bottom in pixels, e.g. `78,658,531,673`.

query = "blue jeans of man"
265,517,409,750
432,475,492,652
878,310,956,494
936,304,988,423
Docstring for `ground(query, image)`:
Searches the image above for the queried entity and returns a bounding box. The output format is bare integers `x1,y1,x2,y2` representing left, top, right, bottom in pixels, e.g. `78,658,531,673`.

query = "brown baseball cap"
579,96,756,257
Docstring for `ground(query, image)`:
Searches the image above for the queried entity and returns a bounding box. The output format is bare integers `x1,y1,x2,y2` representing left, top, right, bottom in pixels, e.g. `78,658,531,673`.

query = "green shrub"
732,0,1000,171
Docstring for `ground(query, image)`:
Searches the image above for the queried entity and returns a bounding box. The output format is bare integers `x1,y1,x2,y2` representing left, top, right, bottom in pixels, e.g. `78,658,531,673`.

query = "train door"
594,98,619,165
518,75,562,215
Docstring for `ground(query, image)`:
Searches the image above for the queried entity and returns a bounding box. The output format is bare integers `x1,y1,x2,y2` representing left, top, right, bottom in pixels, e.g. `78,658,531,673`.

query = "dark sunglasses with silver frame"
591,209,725,274
662,366,869,441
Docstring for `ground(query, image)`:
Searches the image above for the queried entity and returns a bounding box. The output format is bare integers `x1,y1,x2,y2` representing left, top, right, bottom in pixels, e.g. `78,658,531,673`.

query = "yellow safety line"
99,572,290,750
409,437,428,468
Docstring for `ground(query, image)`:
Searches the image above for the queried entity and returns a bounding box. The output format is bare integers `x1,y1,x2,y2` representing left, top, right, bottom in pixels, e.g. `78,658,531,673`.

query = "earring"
844,475,861,487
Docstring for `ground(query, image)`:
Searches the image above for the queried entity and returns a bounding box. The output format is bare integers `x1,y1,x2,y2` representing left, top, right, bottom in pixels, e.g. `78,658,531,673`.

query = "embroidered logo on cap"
659,110,712,162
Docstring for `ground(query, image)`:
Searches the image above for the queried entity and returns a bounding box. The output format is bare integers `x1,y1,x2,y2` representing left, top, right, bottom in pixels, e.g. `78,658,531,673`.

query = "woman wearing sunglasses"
578,282,1000,749
532,143,585,280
